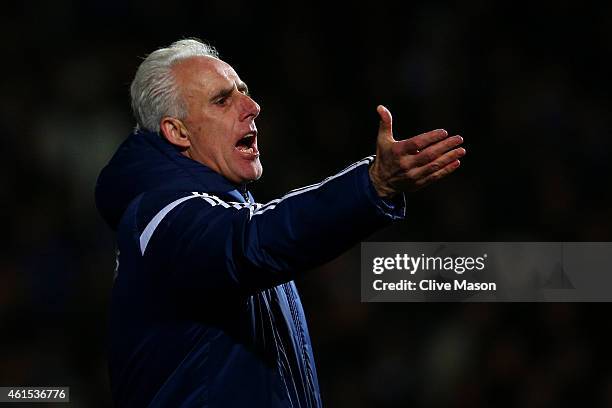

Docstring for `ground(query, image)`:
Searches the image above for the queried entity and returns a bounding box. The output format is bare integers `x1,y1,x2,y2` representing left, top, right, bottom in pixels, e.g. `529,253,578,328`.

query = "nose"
239,93,260,121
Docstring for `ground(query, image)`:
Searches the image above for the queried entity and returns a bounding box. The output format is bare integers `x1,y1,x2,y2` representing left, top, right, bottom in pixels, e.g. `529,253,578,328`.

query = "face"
170,56,262,184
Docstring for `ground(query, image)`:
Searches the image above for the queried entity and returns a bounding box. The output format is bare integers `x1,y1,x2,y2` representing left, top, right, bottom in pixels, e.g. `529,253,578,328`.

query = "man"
95,39,465,407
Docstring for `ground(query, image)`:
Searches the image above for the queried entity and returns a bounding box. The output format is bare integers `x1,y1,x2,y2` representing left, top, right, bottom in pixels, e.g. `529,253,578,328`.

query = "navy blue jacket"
95,130,405,407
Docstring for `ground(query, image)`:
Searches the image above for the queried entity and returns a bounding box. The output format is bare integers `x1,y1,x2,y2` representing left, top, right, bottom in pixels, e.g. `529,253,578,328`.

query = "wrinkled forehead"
172,56,241,94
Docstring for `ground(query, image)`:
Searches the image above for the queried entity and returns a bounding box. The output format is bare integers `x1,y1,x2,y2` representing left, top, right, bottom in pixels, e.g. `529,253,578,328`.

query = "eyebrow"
210,81,249,102
237,81,249,95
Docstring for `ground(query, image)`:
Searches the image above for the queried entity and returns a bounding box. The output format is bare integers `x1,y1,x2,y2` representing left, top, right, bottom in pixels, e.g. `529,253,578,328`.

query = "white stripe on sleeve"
252,156,373,216
139,192,244,255
138,156,373,254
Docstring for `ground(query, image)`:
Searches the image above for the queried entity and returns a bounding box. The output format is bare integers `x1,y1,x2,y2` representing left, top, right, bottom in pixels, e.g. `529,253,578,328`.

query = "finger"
409,147,466,179
395,129,449,155
415,159,462,189
376,105,394,143
411,135,464,166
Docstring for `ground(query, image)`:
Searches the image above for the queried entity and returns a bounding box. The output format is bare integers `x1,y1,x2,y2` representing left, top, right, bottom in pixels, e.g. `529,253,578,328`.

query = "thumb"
376,105,394,143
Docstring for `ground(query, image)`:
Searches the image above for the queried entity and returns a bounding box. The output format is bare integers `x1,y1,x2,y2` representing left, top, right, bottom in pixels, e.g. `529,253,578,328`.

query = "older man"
96,39,465,407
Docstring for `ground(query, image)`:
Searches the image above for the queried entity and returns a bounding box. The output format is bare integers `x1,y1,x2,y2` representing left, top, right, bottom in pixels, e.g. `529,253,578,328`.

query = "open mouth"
235,132,258,155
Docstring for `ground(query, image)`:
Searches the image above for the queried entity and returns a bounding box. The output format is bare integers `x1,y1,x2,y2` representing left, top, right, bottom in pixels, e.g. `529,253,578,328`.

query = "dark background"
3,1,612,407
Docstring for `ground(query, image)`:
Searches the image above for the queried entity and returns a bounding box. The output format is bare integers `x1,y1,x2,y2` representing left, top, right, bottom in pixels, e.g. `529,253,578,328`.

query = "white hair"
130,39,219,132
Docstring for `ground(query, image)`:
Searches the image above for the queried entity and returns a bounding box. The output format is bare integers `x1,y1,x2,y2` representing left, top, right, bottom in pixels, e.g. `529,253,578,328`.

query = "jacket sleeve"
137,156,405,294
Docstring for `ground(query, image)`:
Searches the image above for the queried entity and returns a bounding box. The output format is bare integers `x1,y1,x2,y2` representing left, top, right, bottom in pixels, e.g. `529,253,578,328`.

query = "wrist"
368,163,396,199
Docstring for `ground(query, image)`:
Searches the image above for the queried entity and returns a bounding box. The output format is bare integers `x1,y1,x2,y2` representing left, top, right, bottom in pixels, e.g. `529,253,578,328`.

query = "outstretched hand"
368,105,466,198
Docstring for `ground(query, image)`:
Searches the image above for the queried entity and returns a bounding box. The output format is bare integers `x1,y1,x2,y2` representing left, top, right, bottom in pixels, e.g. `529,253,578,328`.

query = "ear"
160,117,191,149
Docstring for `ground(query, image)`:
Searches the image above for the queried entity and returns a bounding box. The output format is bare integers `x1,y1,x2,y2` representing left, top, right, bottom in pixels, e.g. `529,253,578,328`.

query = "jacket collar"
141,129,252,202
95,129,253,230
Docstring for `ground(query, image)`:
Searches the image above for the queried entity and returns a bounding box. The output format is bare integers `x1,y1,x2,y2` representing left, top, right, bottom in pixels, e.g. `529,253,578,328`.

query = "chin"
237,161,263,184
249,163,263,182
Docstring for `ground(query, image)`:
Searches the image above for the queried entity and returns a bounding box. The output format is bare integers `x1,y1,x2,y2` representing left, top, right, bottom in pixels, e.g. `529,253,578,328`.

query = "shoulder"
129,191,256,256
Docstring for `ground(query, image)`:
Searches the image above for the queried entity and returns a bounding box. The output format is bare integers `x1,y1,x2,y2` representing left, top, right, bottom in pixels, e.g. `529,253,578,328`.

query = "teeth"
237,146,255,154
242,133,254,139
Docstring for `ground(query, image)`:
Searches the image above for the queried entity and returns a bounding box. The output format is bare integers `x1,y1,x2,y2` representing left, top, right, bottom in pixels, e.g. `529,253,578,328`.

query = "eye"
215,97,228,106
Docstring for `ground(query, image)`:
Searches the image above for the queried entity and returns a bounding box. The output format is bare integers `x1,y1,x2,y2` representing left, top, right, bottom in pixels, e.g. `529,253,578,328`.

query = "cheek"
201,128,225,152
